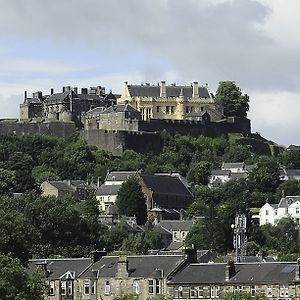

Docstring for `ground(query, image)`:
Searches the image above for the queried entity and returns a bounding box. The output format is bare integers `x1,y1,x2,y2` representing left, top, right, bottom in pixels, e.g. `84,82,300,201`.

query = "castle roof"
127,84,211,99
101,104,140,114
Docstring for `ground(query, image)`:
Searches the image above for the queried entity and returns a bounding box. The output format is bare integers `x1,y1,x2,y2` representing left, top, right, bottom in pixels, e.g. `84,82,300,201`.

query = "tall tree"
215,81,249,118
116,177,147,225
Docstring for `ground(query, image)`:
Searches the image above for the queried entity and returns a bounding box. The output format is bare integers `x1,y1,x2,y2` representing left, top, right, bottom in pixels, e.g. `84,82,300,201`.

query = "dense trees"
116,177,147,225
215,81,250,118
0,254,45,300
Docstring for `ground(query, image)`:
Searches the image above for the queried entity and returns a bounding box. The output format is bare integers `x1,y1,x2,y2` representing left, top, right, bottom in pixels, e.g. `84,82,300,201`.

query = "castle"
20,86,117,127
7,80,251,155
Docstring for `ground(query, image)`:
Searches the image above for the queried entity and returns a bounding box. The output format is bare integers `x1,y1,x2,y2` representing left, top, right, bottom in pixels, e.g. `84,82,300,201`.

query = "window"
67,281,73,295
296,208,299,214
275,209,278,215
61,281,66,296
133,279,139,294
174,286,183,298
171,106,174,114
200,106,204,111
166,106,170,114
190,106,194,113
148,279,160,295
105,280,111,295
156,106,160,113
265,210,269,216
266,285,272,297
84,280,90,295
49,281,55,296
234,286,242,294
279,285,288,298
91,281,96,295
189,287,197,298
185,106,189,114
250,285,256,296
211,286,219,298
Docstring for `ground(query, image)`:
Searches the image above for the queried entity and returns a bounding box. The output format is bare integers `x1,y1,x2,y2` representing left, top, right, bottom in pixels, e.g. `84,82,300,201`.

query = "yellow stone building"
118,81,221,121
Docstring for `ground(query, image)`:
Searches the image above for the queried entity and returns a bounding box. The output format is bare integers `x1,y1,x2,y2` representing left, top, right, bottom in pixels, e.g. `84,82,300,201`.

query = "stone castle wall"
0,122,76,138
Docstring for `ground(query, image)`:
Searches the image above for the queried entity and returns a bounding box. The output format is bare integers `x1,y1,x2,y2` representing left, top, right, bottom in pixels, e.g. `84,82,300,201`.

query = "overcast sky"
0,0,299,146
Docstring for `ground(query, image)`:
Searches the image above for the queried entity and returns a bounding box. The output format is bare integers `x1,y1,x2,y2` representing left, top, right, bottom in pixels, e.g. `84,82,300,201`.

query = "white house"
259,196,300,226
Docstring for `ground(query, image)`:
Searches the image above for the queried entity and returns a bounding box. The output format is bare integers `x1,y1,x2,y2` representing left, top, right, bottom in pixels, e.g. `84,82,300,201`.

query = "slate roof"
286,169,300,177
210,170,231,176
127,84,211,99
28,258,92,280
230,173,248,180
278,196,300,208
222,162,245,170
140,174,192,197
44,90,106,103
48,181,75,192
169,262,298,285
106,171,139,182
96,184,122,196
102,104,140,114
154,173,189,188
80,255,184,279
24,97,42,104
85,106,107,117
158,220,194,232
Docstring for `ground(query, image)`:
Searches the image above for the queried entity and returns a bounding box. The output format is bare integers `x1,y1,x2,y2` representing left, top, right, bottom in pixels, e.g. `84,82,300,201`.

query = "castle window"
190,106,194,113
186,106,189,114
201,106,204,111
166,106,170,114
171,106,174,114
156,106,160,113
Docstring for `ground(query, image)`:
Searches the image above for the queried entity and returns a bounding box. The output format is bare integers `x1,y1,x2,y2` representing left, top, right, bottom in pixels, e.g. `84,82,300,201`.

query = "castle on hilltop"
20,86,117,127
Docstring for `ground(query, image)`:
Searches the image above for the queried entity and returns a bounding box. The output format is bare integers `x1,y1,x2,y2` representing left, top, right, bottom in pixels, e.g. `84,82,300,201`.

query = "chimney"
35,261,49,278
24,91,27,100
185,248,198,263
160,80,166,97
73,87,78,94
295,258,300,281
97,177,101,188
225,260,236,281
81,88,88,95
193,82,199,98
50,88,54,95
116,256,129,278
91,250,107,263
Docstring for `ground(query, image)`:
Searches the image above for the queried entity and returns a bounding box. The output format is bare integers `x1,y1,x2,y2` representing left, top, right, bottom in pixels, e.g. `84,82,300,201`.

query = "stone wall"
0,121,76,138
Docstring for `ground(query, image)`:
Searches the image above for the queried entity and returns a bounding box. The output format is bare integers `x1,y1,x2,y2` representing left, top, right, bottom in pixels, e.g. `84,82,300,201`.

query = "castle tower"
176,88,186,120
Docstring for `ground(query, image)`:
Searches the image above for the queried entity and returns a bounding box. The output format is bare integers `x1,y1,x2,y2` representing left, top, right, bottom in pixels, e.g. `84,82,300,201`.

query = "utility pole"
231,214,247,262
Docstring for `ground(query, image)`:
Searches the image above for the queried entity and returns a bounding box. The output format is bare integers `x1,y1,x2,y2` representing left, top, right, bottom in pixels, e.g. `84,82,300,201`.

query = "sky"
0,0,299,146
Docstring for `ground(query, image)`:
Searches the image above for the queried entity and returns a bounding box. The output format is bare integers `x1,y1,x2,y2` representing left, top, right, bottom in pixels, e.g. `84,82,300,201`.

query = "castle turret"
176,88,185,120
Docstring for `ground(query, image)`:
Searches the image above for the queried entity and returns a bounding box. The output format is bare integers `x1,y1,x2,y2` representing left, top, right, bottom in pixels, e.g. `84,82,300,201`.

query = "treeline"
1,133,300,261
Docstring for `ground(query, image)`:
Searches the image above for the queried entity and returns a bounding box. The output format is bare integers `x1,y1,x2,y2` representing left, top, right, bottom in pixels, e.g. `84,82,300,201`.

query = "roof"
106,171,139,182
28,258,92,280
230,173,248,180
127,84,211,99
286,169,300,177
158,220,194,232
169,262,298,285
166,241,185,251
210,170,231,176
222,162,245,170
44,90,106,103
101,104,140,115
140,174,192,197
154,173,189,188
47,181,75,192
80,255,184,279
96,184,122,196
278,196,300,208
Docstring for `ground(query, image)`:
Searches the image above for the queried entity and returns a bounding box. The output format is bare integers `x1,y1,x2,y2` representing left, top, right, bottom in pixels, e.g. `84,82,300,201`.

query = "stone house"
259,195,300,226
139,174,194,220
117,81,222,121
168,260,300,300
41,180,96,201
77,254,185,300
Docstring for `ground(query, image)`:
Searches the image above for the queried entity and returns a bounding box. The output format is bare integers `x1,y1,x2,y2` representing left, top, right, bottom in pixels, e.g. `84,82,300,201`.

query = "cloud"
0,0,299,145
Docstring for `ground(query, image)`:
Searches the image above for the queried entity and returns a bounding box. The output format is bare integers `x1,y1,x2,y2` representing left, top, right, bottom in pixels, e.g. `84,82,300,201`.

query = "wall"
0,122,76,138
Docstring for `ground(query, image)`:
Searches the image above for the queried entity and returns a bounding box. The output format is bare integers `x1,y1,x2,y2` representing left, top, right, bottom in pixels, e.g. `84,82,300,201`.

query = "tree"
221,291,266,300
215,81,249,118
281,150,300,169
0,168,16,196
0,254,46,300
188,161,211,186
116,177,147,225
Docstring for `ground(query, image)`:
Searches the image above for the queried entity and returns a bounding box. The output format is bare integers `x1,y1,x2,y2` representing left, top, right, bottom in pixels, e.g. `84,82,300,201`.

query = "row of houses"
28,252,300,300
